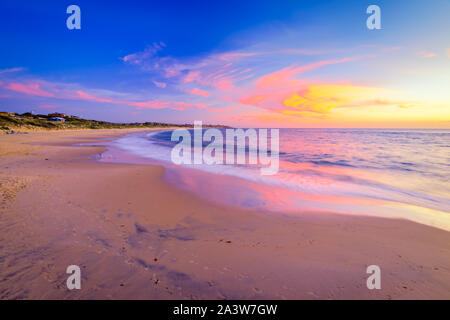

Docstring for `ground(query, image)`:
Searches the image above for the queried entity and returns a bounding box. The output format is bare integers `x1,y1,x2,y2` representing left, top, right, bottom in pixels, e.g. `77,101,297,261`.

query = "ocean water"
99,128,450,230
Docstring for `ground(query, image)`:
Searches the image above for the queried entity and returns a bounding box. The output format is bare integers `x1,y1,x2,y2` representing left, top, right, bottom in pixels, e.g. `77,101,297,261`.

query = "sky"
0,0,449,128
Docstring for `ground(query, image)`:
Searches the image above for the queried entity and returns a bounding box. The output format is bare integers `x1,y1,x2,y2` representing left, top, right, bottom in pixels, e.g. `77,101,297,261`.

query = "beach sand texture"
0,129,449,299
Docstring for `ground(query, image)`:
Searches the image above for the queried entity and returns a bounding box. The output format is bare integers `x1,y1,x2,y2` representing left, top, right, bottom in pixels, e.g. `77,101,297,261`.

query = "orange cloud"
282,85,390,114
236,55,385,116
240,81,396,117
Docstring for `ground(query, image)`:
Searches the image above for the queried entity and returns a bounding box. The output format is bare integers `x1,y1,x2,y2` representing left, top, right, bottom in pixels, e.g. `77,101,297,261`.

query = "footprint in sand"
253,287,263,294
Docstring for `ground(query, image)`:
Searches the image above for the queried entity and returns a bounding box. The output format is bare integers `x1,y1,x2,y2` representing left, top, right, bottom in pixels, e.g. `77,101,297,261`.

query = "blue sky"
0,0,449,127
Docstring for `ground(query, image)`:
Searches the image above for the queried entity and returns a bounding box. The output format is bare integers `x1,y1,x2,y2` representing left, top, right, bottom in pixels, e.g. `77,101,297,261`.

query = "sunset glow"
0,1,449,128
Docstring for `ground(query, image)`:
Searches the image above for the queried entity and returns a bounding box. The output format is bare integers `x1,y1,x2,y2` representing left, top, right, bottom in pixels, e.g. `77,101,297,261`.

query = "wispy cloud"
120,44,334,94
237,56,366,114
256,57,357,89
6,82,56,97
207,105,237,113
0,67,26,75
129,100,206,111
0,77,207,112
122,42,166,65
75,90,115,103
152,80,167,88
1,41,436,126
415,50,436,58
186,88,210,97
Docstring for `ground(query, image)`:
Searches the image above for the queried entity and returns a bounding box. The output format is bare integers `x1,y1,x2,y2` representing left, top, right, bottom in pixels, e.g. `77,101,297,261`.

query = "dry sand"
0,129,449,299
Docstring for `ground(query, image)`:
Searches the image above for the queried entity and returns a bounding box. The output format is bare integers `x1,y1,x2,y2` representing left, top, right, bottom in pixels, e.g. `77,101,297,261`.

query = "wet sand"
0,129,449,299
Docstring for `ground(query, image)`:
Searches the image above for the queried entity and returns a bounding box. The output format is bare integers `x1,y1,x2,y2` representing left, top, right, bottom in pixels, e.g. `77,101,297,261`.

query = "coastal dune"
0,130,449,299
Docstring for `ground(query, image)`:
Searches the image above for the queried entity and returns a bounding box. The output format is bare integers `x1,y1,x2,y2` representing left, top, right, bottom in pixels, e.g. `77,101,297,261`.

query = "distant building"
0,112,16,117
48,113,67,118
49,117,66,122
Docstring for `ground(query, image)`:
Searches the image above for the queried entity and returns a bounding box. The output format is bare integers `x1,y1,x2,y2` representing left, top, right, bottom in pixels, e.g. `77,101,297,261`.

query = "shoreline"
0,129,449,299
99,130,450,232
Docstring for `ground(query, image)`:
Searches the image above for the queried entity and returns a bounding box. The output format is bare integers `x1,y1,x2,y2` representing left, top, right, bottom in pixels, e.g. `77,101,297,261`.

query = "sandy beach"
0,129,449,300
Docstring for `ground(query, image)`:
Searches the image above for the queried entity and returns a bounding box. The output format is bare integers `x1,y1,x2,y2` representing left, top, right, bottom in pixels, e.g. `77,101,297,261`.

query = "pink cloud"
257,57,355,89
207,105,237,113
6,82,56,97
179,56,356,97
214,48,330,61
73,88,208,111
239,94,268,106
213,79,234,92
0,74,208,113
238,91,289,113
216,52,261,61
175,101,206,109
164,68,179,77
130,100,171,109
235,56,367,114
186,88,210,97
75,90,115,103
183,65,248,93
74,91,205,112
130,100,206,110
183,70,202,84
